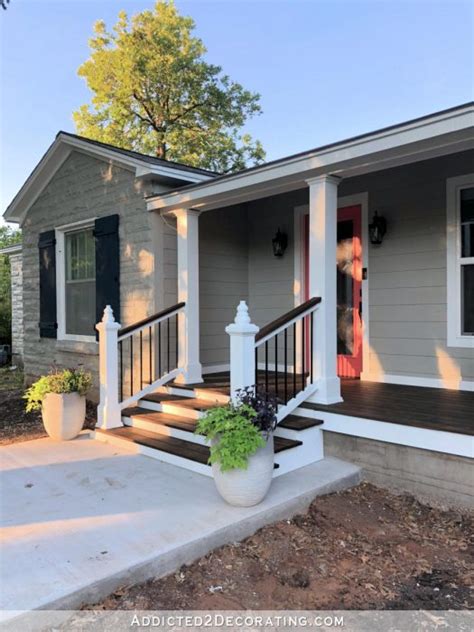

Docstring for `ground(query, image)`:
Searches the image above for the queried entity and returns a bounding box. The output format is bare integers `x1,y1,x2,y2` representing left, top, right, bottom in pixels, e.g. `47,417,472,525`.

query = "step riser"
94,430,212,477
273,430,324,477
139,400,204,419
159,385,229,405
122,416,206,445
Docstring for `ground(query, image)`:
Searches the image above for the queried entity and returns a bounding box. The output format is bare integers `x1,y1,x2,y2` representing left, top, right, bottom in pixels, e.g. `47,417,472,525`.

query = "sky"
1,0,473,224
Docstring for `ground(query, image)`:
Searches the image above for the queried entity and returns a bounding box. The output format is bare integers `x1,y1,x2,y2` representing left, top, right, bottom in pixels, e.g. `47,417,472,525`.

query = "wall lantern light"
272,228,288,257
368,212,387,245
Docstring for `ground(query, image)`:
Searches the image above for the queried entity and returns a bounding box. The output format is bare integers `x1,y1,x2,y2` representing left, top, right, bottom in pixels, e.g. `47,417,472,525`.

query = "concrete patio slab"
1,435,360,621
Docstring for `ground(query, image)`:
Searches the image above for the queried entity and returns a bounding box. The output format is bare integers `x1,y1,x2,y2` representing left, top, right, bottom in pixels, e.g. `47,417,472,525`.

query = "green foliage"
74,1,265,173
196,403,266,471
0,225,21,345
24,368,92,412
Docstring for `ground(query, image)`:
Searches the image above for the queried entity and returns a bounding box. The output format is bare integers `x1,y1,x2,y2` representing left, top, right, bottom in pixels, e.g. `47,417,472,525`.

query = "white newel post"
174,208,203,384
306,175,343,404
225,301,259,402
96,306,122,429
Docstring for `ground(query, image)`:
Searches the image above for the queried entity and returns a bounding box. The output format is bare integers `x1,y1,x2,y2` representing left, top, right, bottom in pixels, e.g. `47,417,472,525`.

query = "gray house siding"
21,150,163,398
339,149,474,386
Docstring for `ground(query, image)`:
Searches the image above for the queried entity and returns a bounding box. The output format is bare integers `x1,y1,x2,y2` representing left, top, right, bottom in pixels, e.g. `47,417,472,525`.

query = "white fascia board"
3,133,213,225
3,139,72,225
0,243,22,255
148,104,474,212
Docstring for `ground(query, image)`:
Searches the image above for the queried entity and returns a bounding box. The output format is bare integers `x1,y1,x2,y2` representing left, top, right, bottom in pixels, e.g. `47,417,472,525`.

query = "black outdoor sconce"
272,227,288,257
369,211,387,245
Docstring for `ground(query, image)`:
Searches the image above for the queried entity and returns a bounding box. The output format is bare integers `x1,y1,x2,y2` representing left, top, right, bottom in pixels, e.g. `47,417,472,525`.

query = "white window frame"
55,218,97,343
446,174,474,348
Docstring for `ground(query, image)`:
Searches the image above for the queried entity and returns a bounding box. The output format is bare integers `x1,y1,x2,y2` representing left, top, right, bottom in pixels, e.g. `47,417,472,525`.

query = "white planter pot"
42,392,86,441
212,434,274,507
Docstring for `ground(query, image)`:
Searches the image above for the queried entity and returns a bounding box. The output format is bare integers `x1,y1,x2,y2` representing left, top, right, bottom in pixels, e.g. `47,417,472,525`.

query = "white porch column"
306,175,343,404
174,208,203,384
225,301,259,402
96,306,122,429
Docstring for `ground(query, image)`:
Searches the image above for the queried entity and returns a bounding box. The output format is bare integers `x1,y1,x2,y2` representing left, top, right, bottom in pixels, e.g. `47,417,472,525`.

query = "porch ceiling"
147,103,474,213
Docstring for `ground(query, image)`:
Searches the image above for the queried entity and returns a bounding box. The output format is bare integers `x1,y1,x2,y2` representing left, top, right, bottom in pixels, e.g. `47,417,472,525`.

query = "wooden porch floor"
302,380,474,436
192,374,474,437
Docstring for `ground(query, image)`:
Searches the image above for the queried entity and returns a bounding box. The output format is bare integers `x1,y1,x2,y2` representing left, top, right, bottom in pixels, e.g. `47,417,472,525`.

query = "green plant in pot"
196,387,278,507
24,368,92,441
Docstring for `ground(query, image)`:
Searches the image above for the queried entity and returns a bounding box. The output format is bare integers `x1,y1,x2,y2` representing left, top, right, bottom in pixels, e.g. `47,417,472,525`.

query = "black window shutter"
38,230,57,338
94,215,120,332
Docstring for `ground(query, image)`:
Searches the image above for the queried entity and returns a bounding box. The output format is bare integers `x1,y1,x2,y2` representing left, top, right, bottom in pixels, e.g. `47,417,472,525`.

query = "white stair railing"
96,303,186,430
226,298,321,420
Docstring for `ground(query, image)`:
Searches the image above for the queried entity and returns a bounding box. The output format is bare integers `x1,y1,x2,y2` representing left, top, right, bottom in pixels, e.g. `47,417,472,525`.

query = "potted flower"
24,368,92,441
196,387,278,507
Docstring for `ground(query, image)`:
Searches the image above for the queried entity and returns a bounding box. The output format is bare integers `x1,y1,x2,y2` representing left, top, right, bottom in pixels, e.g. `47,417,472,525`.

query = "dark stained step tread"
121,406,197,432
142,394,222,411
274,436,302,453
103,426,280,469
278,415,323,431
106,426,211,465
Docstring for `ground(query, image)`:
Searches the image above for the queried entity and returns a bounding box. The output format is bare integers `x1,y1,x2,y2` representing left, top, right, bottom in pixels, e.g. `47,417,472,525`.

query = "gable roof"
4,132,217,225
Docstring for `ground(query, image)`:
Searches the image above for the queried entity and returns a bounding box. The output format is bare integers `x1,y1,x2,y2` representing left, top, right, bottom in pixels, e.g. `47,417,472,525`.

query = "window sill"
56,339,99,355
447,335,474,349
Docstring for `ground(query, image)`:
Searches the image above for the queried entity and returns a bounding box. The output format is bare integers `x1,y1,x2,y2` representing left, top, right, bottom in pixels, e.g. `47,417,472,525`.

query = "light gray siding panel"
248,189,307,328
340,149,474,384
199,206,248,366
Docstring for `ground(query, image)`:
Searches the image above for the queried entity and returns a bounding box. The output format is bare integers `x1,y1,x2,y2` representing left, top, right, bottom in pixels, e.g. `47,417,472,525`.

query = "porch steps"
96,380,325,477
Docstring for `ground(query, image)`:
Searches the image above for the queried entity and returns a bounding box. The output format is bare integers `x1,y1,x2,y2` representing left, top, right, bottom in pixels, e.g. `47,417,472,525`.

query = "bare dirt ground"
87,483,473,611
0,368,97,445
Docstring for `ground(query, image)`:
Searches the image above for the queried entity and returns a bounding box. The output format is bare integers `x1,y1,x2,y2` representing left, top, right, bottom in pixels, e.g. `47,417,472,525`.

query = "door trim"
293,191,370,379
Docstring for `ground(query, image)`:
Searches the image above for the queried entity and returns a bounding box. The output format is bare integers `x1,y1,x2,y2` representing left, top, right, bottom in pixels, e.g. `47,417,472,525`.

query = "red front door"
304,205,363,378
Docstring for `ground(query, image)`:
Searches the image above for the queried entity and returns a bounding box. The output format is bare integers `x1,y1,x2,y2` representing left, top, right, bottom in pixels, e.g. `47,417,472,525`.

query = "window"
56,223,96,341
447,175,474,348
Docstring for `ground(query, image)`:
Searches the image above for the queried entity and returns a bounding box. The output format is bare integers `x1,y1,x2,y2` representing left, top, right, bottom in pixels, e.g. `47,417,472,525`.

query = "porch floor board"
301,380,474,436
187,373,473,436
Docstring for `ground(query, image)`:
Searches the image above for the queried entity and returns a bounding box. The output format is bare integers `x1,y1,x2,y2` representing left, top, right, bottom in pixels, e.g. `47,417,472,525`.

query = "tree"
0,225,21,346
74,1,265,173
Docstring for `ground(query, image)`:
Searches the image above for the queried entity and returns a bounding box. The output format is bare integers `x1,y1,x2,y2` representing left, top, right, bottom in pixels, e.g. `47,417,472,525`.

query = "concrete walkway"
1,435,360,619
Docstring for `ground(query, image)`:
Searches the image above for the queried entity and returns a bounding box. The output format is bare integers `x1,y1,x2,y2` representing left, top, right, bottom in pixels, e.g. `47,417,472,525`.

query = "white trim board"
148,103,474,213
4,134,214,225
446,173,474,349
295,406,474,459
55,219,97,344
361,372,474,392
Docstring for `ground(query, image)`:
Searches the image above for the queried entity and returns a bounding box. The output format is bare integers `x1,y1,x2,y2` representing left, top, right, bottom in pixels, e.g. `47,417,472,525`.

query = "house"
4,103,474,507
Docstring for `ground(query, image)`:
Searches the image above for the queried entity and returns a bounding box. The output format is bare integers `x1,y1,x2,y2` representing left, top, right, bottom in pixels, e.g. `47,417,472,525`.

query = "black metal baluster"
310,312,314,383
255,347,258,393
274,333,278,403
301,316,305,391
265,341,269,400
293,322,297,398
284,328,288,404
119,340,123,402
167,318,170,373
175,314,178,369
158,322,162,377
130,335,133,398
148,326,152,383
139,330,143,390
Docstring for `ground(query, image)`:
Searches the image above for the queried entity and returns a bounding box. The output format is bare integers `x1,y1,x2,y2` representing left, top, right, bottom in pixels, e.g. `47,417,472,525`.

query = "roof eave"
3,133,214,225
148,102,474,213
